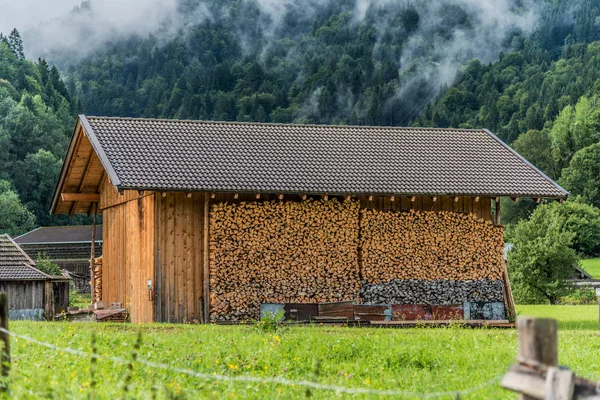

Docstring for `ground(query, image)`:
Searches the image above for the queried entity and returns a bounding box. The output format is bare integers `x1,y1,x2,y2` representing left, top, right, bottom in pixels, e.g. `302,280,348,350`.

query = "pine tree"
7,29,24,60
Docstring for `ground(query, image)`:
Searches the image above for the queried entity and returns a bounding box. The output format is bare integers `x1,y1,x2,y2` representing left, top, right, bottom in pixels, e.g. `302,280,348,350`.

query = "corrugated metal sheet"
353,305,391,321
318,301,355,319
284,303,319,321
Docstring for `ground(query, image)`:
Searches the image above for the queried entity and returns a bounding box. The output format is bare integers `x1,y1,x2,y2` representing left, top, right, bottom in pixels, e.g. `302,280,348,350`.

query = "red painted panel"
391,304,433,321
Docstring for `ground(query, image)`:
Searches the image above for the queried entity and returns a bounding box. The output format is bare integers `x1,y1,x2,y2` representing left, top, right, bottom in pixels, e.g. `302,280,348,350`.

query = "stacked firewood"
209,199,361,322
360,209,504,282
92,256,102,302
360,279,505,305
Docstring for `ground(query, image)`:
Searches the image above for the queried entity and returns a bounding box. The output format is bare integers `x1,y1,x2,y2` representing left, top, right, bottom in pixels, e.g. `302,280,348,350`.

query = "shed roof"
15,225,102,245
51,116,568,214
0,235,52,281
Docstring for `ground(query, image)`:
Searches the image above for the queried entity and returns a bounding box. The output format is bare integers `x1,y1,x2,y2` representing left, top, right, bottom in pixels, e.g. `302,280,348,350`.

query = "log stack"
92,256,102,302
209,199,361,322
360,209,504,282
209,200,507,322
360,279,504,305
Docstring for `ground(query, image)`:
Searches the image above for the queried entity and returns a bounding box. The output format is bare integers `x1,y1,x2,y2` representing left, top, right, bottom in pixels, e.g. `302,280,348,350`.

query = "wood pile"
92,256,102,302
360,279,504,305
360,209,504,283
209,199,361,322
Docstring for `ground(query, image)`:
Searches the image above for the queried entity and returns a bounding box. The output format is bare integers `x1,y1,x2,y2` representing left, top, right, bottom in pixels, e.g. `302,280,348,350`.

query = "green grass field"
581,258,600,278
3,305,599,399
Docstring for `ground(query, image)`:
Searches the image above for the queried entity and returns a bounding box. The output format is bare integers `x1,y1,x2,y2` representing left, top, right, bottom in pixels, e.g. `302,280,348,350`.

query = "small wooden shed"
0,234,70,320
15,225,102,291
51,116,568,323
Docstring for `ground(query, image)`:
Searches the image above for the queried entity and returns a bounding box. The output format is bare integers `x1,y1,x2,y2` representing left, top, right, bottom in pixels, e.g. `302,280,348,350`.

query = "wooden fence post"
502,317,600,399
517,318,558,400
0,292,10,389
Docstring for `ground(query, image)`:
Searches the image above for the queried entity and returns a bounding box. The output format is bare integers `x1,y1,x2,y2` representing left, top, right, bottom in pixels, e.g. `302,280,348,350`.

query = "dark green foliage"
0,30,88,232
543,199,600,256
507,203,580,304
59,0,594,129
559,144,600,208
0,180,36,236
35,252,61,276
420,42,600,143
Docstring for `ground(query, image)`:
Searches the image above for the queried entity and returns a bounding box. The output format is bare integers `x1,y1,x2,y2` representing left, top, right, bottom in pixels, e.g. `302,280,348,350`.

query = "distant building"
0,234,69,320
15,226,102,291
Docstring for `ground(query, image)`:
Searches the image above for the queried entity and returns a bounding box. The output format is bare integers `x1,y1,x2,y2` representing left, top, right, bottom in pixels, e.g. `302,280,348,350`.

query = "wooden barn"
0,235,70,320
50,116,568,323
15,225,102,291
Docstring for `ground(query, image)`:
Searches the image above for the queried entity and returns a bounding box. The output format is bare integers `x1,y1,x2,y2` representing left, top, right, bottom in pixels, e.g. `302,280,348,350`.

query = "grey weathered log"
360,279,504,305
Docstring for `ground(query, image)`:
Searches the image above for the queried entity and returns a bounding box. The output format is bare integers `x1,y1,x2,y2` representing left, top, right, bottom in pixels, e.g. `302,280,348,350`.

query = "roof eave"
482,128,569,199
116,186,569,200
79,115,121,188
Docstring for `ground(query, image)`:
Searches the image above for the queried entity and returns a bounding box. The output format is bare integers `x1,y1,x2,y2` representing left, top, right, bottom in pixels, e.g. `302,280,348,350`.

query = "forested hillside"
0,30,88,235
2,0,600,239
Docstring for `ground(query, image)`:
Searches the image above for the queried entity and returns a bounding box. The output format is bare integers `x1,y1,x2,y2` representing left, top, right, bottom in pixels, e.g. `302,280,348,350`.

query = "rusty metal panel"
464,302,505,320
284,303,319,321
431,305,464,320
318,300,355,319
391,304,433,321
353,304,391,321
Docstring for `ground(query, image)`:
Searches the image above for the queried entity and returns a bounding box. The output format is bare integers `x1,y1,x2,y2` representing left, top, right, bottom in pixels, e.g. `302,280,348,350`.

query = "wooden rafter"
62,193,101,202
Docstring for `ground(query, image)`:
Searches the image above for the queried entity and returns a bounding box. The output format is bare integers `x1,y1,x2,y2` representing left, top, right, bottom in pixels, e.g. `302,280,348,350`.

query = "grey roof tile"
15,226,102,244
0,235,51,281
82,117,568,198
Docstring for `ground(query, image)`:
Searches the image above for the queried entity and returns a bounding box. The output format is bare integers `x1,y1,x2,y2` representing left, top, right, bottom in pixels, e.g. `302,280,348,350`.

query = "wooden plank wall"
100,177,150,211
101,193,155,323
0,281,45,310
358,195,492,221
154,192,205,323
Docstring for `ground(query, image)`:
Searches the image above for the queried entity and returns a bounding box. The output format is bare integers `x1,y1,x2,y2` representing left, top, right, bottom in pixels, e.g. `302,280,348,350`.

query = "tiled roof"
0,235,51,281
81,116,568,198
15,225,102,244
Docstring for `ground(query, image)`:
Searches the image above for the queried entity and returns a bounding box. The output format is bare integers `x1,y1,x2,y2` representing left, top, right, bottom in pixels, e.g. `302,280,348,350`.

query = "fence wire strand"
0,327,502,398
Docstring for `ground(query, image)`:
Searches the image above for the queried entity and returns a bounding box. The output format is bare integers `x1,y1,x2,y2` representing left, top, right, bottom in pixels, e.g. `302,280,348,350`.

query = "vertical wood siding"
154,192,205,323
102,192,155,323
0,281,45,310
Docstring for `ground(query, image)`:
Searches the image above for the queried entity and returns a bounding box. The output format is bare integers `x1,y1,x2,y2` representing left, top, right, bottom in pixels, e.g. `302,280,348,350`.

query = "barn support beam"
90,204,98,302
495,197,501,225
203,192,210,323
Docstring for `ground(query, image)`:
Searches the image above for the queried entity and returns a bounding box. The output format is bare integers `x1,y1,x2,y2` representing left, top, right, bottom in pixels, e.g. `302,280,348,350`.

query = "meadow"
581,258,600,278
2,305,599,399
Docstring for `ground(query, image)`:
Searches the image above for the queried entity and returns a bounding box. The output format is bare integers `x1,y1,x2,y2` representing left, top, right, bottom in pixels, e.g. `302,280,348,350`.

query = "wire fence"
0,327,503,398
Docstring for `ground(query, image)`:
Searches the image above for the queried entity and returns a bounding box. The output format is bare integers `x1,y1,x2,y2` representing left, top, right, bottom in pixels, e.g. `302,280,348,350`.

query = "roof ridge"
84,115,485,133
